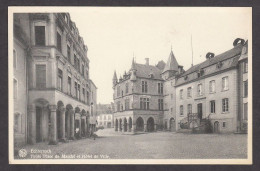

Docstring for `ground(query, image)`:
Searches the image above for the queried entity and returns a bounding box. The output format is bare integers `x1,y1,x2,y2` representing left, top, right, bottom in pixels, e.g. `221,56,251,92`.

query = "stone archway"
119,118,122,131
57,101,65,141
136,117,144,132
147,117,155,132
214,121,220,133
128,117,132,132
169,118,176,132
123,118,127,132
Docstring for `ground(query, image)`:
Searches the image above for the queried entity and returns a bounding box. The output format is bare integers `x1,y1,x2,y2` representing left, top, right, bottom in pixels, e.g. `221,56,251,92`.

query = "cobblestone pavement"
17,128,247,159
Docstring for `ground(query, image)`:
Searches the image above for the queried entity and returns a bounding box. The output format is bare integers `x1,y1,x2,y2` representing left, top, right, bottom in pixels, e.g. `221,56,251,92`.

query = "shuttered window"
36,64,46,88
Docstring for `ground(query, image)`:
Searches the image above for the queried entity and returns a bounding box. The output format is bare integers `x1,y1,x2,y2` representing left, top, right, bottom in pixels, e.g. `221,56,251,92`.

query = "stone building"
13,13,97,145
113,58,166,133
97,103,114,128
113,38,249,134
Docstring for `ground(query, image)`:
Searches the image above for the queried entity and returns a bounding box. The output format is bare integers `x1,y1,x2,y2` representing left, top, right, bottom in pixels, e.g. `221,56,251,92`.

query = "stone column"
59,106,66,142
154,124,157,132
144,124,147,132
69,109,75,140
48,105,58,145
66,111,70,139
28,104,36,144
78,116,82,138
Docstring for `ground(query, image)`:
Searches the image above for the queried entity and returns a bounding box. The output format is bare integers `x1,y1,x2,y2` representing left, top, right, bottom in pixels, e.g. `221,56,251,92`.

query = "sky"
68,7,251,104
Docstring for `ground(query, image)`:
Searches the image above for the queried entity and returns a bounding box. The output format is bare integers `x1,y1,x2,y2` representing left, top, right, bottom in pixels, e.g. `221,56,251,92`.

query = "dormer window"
184,75,188,80
197,69,204,78
216,61,223,69
149,73,154,78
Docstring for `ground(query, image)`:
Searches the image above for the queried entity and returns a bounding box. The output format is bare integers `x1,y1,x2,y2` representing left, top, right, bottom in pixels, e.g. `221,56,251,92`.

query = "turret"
112,71,118,88
161,48,179,80
130,58,137,81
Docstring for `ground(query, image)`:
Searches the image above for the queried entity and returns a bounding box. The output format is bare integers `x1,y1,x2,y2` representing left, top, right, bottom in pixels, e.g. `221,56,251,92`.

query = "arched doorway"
65,104,73,139
128,117,132,132
57,101,64,140
74,107,81,138
170,118,176,132
115,119,118,131
119,118,122,131
123,118,127,132
214,121,220,133
136,117,144,131
147,117,155,132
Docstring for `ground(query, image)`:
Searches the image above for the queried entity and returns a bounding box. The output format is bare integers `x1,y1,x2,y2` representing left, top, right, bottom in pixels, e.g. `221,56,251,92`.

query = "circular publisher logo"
18,149,27,158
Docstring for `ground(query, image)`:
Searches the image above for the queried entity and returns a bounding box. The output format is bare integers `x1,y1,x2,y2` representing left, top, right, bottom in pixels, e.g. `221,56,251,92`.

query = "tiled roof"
162,50,179,73
134,63,163,80
180,44,243,77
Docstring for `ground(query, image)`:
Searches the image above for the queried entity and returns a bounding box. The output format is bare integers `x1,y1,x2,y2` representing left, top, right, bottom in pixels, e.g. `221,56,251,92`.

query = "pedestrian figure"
93,132,97,140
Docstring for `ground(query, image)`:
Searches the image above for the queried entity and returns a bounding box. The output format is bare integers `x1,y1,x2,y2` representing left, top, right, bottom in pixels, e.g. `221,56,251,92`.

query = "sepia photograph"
8,7,252,164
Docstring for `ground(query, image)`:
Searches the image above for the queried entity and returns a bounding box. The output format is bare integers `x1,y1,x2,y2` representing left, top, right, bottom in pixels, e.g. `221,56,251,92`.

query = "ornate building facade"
13,13,97,146
113,38,248,134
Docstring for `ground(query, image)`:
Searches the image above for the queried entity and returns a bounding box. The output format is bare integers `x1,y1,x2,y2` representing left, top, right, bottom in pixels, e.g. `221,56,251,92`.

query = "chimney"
145,58,149,65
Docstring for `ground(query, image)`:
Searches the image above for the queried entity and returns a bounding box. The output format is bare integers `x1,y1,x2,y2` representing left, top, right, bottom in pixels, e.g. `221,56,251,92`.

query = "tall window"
75,82,78,98
67,45,71,62
222,98,229,113
82,64,85,76
180,105,184,116
210,100,215,113
117,86,120,97
86,70,89,80
209,80,216,93
125,99,130,110
117,101,120,111
57,32,62,52
125,83,129,94
158,99,163,110
13,79,18,99
244,80,248,97
67,76,71,95
244,61,248,73
78,84,80,100
197,84,202,96
142,81,148,93
74,54,77,69
35,26,45,46
57,69,63,91
158,82,163,94
244,103,248,120
140,98,149,110
222,77,229,91
187,104,192,114
82,88,85,102
87,91,89,105
187,87,192,98
13,49,17,69
180,89,183,99
36,64,46,88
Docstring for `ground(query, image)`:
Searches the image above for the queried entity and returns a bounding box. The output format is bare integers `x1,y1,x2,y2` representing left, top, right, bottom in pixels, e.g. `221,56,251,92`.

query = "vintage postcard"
8,7,252,164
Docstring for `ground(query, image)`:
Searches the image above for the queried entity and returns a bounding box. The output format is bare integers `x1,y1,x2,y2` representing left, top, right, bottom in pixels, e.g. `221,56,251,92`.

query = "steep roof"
134,63,163,80
162,50,179,73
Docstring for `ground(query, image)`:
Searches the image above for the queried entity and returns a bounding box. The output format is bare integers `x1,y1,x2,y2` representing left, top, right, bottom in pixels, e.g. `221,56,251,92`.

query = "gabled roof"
162,50,179,73
133,63,163,80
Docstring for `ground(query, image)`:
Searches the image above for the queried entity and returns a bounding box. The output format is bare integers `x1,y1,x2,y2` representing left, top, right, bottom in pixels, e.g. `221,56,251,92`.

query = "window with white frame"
209,80,216,93
142,81,148,93
13,78,18,99
210,100,215,113
180,105,184,116
180,89,183,99
222,98,229,113
13,49,17,69
222,77,229,91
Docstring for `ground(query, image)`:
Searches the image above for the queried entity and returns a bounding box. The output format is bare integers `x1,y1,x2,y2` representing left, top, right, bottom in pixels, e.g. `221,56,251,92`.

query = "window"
125,99,130,110
209,80,216,93
75,82,78,98
222,98,229,113
180,89,183,99
222,77,229,91
117,86,120,97
117,101,120,111
244,80,248,97
86,70,89,80
67,45,71,61
210,100,215,113
158,99,163,110
87,91,89,105
78,84,80,100
36,64,46,88
82,88,85,102
142,81,148,93
13,79,18,99
158,82,163,94
67,76,71,95
57,32,62,52
244,103,248,120
82,64,84,76
187,87,192,98
180,105,183,116
140,98,149,110
187,104,192,114
57,69,63,91
13,49,17,69
244,61,248,73
222,122,226,128
35,26,45,46
126,83,129,94
74,54,77,69
197,84,202,96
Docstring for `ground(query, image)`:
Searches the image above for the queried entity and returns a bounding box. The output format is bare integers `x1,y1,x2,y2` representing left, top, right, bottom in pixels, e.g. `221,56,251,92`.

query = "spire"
112,71,118,87
162,49,179,73
113,70,118,81
131,57,136,71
